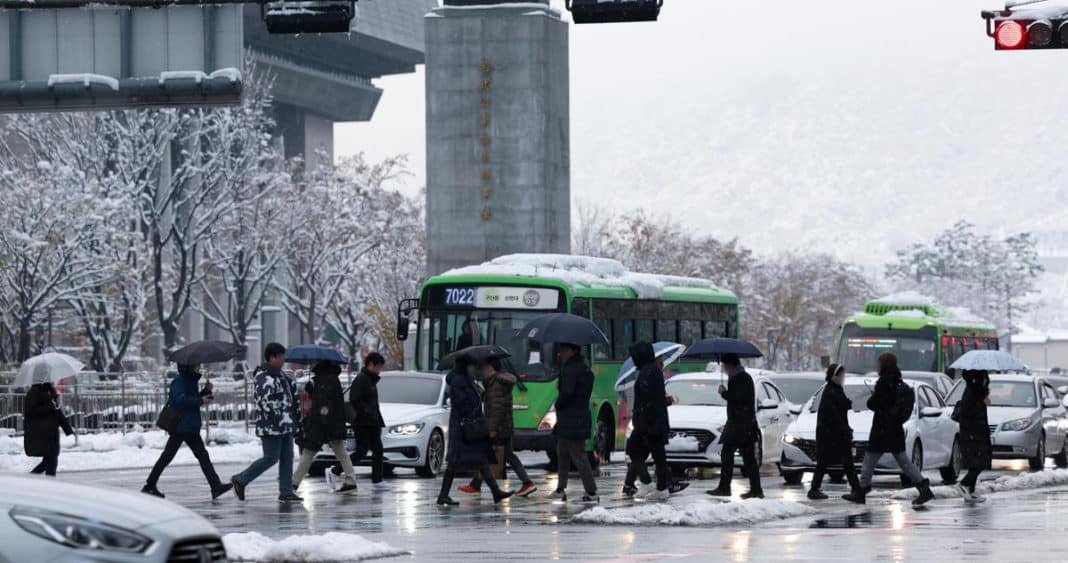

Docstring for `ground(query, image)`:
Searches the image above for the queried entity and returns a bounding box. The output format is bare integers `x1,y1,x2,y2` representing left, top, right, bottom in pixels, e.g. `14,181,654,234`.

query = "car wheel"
901,441,923,487
782,470,804,486
940,438,961,485
1029,433,1046,472
416,429,445,478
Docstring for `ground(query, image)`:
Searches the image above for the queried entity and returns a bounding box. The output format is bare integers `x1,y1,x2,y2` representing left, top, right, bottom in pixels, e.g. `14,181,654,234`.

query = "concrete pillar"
275,103,335,168
425,0,571,276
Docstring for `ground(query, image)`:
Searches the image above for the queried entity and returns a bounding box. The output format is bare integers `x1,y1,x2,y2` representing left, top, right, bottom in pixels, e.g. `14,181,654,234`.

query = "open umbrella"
615,342,686,389
284,344,346,366
14,353,84,387
439,345,511,370
681,337,763,361
520,313,609,347
950,350,1028,372
169,341,247,366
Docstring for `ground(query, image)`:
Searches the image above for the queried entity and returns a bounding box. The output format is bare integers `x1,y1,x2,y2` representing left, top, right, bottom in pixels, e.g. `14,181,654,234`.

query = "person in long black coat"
292,361,358,493
23,382,73,477
436,356,514,506
707,354,763,499
955,369,991,502
628,342,673,498
808,363,860,500
548,343,599,503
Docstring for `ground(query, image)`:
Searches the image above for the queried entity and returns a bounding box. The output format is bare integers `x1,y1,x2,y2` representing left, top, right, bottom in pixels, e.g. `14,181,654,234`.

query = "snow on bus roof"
859,291,994,328
442,254,722,300
872,291,938,307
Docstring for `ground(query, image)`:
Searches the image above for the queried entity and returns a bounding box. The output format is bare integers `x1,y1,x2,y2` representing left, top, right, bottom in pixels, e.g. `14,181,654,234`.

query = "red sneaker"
516,482,538,497
458,484,481,495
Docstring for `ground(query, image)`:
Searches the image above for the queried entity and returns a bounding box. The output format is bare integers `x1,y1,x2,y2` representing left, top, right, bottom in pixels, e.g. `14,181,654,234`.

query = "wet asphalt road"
65,454,1068,562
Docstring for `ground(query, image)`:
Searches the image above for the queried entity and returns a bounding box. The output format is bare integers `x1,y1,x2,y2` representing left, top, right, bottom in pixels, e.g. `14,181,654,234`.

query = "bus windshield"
421,309,558,381
836,323,938,374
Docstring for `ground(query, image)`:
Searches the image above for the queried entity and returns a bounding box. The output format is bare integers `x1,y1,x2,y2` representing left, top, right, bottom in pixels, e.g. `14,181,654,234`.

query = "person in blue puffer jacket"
142,364,232,499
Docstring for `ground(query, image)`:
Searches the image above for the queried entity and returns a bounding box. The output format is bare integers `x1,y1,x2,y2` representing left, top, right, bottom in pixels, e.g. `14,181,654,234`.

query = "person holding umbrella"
547,342,600,503
23,370,73,477
627,341,688,500
292,360,358,494
954,369,992,503
807,363,860,500
707,353,764,499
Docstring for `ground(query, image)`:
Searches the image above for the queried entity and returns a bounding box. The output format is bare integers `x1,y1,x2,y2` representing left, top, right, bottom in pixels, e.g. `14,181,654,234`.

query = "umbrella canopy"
284,344,346,366
615,342,686,389
169,341,247,366
439,345,511,370
950,350,1028,372
15,353,84,387
520,313,609,347
681,337,764,361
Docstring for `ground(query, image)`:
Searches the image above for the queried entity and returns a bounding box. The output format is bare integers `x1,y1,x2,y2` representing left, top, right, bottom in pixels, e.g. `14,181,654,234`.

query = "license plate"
851,447,858,458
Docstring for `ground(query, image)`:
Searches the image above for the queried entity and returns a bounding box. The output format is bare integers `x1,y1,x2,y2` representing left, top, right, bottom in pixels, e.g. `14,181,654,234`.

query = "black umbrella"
170,341,247,366
439,345,511,370
681,337,763,361
520,313,609,347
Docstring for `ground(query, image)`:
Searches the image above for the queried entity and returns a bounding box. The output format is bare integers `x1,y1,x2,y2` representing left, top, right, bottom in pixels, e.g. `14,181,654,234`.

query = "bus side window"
594,317,612,360
656,320,677,343
636,319,654,343
680,320,702,347
704,321,727,338
571,297,590,318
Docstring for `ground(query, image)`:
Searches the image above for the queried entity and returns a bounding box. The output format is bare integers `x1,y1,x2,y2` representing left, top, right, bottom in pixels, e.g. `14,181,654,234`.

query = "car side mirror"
758,399,779,410
789,405,803,416
1043,398,1059,409
1058,386,1068,396
921,406,942,418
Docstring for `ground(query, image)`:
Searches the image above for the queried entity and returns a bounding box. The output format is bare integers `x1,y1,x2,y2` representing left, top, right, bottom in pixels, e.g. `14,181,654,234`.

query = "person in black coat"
548,343,599,503
954,369,991,502
845,352,933,505
707,354,763,499
332,352,388,489
293,361,357,493
23,382,73,476
808,363,860,500
626,342,689,500
436,355,514,506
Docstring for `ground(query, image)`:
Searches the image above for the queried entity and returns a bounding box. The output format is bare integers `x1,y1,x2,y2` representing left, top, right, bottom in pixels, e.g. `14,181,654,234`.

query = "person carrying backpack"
844,353,933,506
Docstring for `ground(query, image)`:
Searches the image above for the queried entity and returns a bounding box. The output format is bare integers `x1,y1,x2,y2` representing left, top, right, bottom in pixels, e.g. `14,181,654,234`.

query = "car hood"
986,406,1038,425
381,403,441,425
0,475,206,531
668,405,727,429
787,410,876,440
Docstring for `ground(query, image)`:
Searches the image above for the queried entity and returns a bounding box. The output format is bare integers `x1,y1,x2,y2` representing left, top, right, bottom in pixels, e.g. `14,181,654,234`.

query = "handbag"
156,386,182,434
461,417,489,442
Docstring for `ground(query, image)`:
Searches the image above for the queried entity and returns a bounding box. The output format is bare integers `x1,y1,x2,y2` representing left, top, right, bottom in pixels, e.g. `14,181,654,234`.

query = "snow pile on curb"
874,469,1068,501
572,499,814,526
224,532,408,562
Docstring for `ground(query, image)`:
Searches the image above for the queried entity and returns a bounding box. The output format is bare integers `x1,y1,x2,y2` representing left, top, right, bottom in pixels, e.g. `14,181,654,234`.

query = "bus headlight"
538,407,557,431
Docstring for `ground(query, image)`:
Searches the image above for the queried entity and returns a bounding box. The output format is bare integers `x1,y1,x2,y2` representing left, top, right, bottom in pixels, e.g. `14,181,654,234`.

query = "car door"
925,385,956,467
758,381,787,459
1039,381,1067,454
915,386,948,465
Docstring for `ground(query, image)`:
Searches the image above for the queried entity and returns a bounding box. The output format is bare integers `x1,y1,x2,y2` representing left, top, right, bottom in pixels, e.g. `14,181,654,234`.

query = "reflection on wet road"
62,455,1068,561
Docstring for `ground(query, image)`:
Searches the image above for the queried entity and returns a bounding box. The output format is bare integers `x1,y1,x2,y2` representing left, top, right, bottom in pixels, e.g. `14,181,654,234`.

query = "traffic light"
982,3,1068,49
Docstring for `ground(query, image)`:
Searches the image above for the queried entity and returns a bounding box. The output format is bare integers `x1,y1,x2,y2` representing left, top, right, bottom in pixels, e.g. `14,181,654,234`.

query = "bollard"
120,374,126,435
73,378,79,448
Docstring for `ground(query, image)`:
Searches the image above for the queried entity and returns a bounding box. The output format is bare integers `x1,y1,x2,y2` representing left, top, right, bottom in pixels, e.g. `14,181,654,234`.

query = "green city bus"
834,295,998,376
397,254,738,463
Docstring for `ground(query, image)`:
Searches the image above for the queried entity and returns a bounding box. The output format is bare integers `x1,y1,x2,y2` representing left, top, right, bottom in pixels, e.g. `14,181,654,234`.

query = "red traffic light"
995,20,1027,49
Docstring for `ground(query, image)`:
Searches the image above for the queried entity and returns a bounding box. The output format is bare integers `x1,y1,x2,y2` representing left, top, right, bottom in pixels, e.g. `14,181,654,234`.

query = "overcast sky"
336,0,1068,266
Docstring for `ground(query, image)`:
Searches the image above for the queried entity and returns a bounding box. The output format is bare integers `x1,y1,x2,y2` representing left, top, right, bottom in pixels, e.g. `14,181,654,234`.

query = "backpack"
893,382,915,424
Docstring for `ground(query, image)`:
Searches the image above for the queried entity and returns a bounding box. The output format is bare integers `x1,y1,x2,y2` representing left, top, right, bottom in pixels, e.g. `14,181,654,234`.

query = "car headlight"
538,407,557,431
783,433,799,445
1001,418,1033,432
389,423,425,435
10,508,152,553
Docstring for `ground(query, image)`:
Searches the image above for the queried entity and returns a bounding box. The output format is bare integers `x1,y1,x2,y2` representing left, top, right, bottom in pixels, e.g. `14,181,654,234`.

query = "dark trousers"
961,467,982,491
147,432,222,490
556,438,598,495
718,441,762,493
811,453,860,491
438,461,503,500
30,452,59,477
336,427,384,483
625,457,652,486
628,434,671,491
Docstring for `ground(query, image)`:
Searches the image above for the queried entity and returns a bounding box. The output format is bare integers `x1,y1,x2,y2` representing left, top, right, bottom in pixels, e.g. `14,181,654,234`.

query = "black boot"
807,488,828,500
842,487,866,504
436,496,459,506
141,484,164,498
913,479,934,506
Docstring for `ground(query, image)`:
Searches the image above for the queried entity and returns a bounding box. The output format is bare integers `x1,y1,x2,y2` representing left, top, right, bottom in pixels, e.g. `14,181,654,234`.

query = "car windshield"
666,379,727,407
809,383,874,413
770,377,824,404
376,376,441,405
421,309,558,381
947,380,1035,408
836,324,938,373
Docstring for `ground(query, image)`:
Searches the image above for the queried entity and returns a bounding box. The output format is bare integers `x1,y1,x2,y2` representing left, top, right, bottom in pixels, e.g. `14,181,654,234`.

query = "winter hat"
825,363,845,382
877,353,901,379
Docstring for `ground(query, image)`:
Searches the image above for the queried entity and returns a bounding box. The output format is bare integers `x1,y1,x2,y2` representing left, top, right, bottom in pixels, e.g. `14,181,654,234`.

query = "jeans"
859,450,924,488
146,432,222,490
294,441,356,487
336,427,384,483
811,453,860,491
234,434,294,495
556,438,597,495
718,442,762,493
960,467,982,491
470,437,532,488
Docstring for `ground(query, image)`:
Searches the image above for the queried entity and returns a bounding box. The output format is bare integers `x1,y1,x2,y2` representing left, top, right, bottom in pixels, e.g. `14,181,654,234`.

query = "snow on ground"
224,532,408,562
871,469,1068,501
0,427,261,473
572,498,814,526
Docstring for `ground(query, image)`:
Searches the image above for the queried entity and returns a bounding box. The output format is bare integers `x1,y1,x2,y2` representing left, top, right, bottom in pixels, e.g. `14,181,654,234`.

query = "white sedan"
313,371,449,478
662,372,794,469
780,377,960,486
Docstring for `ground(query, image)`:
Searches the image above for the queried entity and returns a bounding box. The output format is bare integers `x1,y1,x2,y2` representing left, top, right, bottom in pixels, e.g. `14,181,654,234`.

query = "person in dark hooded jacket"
547,343,599,503
626,342,688,500
807,363,860,500
142,365,232,499
707,354,763,499
23,381,73,477
954,369,991,503
292,361,358,493
844,353,933,505
436,356,514,506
